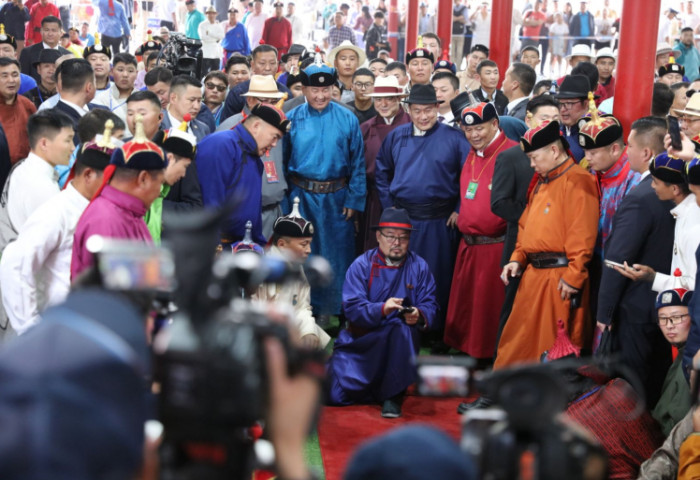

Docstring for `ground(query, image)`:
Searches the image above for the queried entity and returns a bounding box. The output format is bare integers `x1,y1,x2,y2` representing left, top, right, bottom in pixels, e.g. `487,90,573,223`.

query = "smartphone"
399,306,415,314
668,115,683,151
604,259,625,269
415,356,475,397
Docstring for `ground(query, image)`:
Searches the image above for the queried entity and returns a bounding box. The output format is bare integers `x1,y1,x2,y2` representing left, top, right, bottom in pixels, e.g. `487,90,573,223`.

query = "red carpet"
317,395,474,480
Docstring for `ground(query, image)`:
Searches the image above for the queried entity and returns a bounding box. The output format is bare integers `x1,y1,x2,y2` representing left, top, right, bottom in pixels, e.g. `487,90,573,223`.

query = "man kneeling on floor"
325,207,438,418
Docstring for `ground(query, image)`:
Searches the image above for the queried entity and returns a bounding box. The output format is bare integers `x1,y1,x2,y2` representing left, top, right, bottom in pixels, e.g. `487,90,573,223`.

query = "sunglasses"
206,82,227,92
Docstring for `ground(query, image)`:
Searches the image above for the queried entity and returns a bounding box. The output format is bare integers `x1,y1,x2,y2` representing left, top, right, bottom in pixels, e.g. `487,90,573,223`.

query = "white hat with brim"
656,42,681,58
595,47,616,61
565,43,593,61
328,40,367,67
366,75,408,98
242,75,286,99
674,92,700,117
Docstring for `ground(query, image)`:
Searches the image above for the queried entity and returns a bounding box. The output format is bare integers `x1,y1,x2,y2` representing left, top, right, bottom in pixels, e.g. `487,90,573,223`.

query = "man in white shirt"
286,1,306,45
0,125,113,335
157,0,178,31
50,58,97,145
199,5,225,74
245,0,268,48
431,71,459,125
501,62,536,122
0,109,74,341
161,75,210,141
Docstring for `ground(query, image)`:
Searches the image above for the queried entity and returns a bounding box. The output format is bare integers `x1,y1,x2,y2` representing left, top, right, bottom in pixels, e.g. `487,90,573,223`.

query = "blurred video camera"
159,32,203,77
86,202,332,480
416,357,607,480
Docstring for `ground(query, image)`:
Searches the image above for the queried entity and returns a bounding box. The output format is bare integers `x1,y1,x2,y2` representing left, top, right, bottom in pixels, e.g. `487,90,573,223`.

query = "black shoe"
457,396,494,414
381,399,402,418
429,340,451,354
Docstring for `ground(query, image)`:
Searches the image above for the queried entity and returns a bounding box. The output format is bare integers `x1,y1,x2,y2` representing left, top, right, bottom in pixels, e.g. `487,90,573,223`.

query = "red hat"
461,102,498,126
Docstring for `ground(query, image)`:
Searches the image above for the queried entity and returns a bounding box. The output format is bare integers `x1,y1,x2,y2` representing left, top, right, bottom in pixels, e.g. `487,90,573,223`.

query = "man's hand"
265,337,319,480
500,262,521,285
342,207,355,221
613,262,655,282
382,297,403,316
301,333,320,349
664,131,697,162
557,278,578,300
403,307,420,325
446,212,459,228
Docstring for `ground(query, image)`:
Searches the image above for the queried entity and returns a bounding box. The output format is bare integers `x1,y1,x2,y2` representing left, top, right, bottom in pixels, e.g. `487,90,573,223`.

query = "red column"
387,0,399,56
406,0,419,53
436,0,452,61
613,0,662,135
488,0,513,86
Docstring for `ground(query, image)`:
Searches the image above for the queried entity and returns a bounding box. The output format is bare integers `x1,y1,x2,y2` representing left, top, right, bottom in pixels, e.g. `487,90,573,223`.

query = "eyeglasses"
658,313,690,326
206,82,227,92
353,81,373,90
679,116,700,124
559,100,583,110
379,232,410,244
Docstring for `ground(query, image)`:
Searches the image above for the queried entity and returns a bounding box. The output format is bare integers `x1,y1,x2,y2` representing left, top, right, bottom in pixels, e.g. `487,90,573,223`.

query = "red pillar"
406,0,419,53
436,0,452,61
387,0,399,57
613,0,662,135
488,0,513,86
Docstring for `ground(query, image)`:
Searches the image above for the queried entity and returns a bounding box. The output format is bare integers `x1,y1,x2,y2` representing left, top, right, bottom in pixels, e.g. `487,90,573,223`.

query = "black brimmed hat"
33,48,62,67
372,207,415,231
403,84,442,105
281,44,307,63
687,156,700,185
555,75,597,99
273,197,314,237
450,92,471,124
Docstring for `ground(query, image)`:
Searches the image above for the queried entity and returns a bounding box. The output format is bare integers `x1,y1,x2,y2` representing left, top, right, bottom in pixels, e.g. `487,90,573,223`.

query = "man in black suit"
490,94,559,355
596,116,676,409
18,16,70,83
501,62,536,122
470,59,508,115
50,58,107,145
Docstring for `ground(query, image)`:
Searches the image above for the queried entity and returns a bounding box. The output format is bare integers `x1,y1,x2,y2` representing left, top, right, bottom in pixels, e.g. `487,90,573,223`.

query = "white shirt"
37,92,61,111
438,110,454,124
60,98,89,117
198,20,225,59
287,13,306,44
42,42,59,50
93,84,137,135
652,194,700,292
0,183,89,334
6,152,60,234
245,12,268,48
156,0,177,21
167,110,193,135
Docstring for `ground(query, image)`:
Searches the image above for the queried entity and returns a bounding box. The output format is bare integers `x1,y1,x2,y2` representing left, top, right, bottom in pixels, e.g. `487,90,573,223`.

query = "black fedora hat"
281,44,307,63
371,207,415,231
450,92,471,123
403,84,443,105
555,74,598,99
33,48,62,67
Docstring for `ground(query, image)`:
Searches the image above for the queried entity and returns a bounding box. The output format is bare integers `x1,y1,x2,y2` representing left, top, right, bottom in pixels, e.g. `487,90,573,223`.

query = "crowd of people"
2,0,700,479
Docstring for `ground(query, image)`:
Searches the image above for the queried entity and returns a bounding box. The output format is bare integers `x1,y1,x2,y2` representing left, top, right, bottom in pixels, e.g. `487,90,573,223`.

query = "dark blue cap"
650,152,687,184
434,60,457,74
344,425,476,480
372,207,415,231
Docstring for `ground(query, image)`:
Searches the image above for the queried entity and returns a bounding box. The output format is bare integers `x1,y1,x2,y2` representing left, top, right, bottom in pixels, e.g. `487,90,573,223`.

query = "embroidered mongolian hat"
77,120,120,170
83,33,112,60
405,47,434,65
371,207,415,231
649,152,687,184
110,115,166,170
273,197,314,238
152,114,197,160
655,283,693,310
520,120,568,153
461,102,498,126
658,58,685,78
301,61,338,88
0,24,16,50
578,95,623,149
134,30,161,57
687,156,700,185
434,60,457,74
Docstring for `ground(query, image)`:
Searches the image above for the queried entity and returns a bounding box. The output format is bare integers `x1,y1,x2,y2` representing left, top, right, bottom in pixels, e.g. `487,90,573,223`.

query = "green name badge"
465,181,478,200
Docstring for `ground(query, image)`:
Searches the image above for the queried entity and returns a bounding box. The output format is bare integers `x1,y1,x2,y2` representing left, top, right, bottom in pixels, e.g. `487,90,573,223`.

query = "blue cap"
434,60,457,74
301,63,338,87
650,152,687,184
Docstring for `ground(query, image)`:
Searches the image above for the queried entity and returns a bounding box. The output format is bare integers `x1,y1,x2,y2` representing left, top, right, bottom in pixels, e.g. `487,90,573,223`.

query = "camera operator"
255,198,330,349
325,207,438,418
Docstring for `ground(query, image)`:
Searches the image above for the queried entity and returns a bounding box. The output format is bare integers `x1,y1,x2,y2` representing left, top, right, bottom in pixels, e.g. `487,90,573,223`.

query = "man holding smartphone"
325,207,438,418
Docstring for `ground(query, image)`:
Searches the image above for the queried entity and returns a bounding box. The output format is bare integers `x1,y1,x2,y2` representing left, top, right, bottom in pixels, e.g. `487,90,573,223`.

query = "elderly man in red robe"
356,75,410,254
444,102,517,362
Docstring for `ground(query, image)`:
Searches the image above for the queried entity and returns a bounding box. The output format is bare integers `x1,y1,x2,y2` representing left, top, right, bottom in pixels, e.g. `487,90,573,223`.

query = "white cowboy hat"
595,47,616,61
366,75,408,97
328,40,367,67
656,42,681,58
565,43,593,61
242,75,285,99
